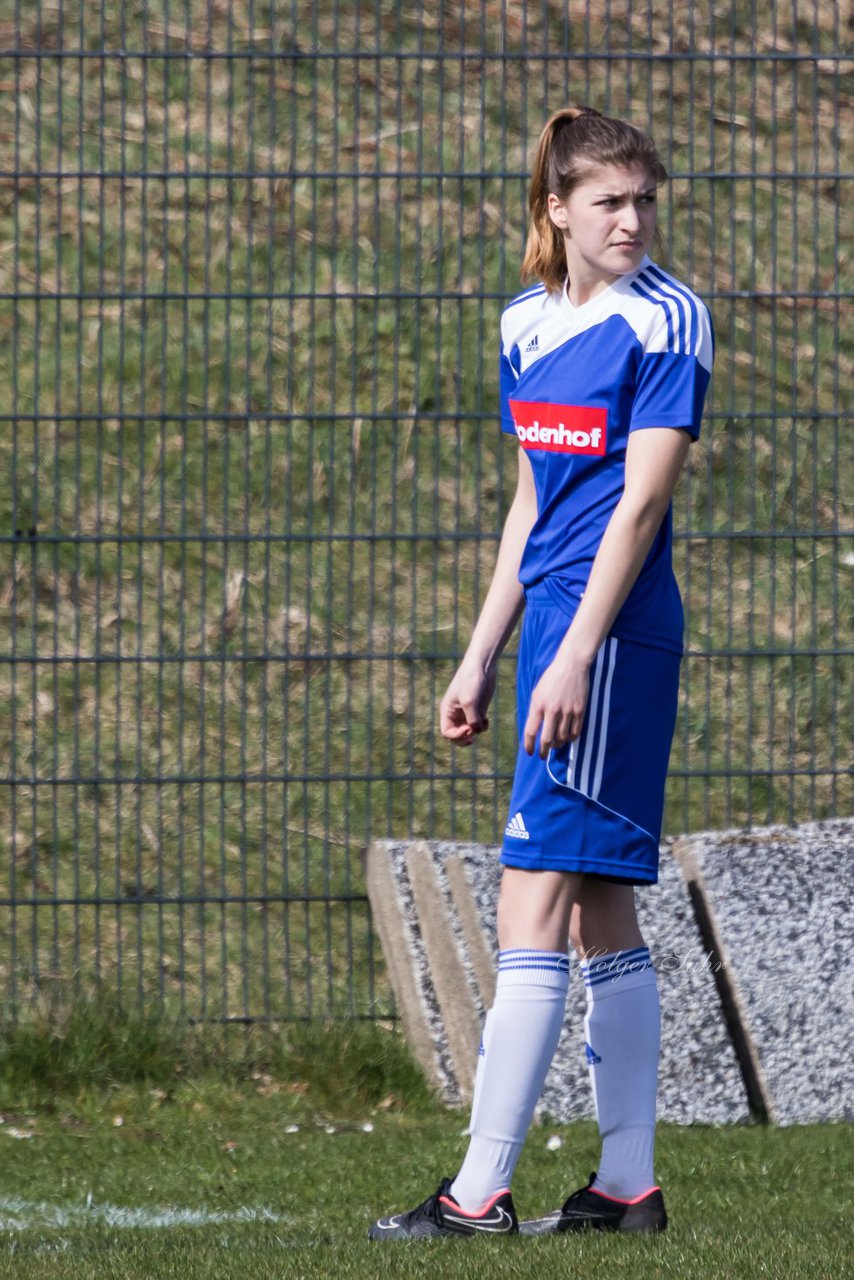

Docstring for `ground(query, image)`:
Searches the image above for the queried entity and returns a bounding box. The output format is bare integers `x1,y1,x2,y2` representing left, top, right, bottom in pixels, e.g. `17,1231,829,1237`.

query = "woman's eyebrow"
593,185,658,198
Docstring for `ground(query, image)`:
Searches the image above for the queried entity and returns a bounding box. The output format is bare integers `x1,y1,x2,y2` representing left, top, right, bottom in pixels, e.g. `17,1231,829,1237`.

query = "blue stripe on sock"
580,949,652,984
581,952,652,973
583,962,653,987
500,949,570,957
580,947,650,972
498,962,571,974
499,950,569,965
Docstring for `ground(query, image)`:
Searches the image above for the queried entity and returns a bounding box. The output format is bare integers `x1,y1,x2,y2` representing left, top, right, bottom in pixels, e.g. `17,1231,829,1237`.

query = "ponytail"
521,105,667,295
521,107,592,295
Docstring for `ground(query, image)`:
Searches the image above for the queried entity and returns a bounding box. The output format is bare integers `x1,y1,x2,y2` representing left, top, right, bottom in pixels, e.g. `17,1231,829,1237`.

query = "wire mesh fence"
1,2,851,1023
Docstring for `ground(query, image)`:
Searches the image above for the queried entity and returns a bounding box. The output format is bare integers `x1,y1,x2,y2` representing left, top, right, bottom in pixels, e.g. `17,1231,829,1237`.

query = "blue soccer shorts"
500,582,681,884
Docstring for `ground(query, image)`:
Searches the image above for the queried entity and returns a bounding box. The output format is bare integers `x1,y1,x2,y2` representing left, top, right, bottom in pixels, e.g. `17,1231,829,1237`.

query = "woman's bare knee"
497,867,584,952
568,877,643,958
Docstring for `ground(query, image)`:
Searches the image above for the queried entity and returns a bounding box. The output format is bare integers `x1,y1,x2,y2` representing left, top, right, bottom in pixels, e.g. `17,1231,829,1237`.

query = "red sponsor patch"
509,400,607,456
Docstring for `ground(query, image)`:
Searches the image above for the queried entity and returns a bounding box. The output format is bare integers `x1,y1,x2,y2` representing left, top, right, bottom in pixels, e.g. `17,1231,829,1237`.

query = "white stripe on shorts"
546,637,618,800
578,644,606,795
591,638,618,800
566,736,579,789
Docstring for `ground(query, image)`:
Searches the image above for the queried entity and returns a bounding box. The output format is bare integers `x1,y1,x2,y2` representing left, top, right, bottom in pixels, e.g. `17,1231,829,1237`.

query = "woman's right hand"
439,660,497,745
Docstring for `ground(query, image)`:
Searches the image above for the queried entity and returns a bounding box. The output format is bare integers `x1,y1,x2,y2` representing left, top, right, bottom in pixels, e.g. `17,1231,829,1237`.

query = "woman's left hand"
523,653,591,758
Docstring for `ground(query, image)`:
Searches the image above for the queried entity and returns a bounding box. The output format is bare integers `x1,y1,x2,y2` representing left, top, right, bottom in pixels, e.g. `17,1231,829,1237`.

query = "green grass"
0,1011,849,1277
0,1003,431,1114
0,1,852,1023
0,1078,850,1279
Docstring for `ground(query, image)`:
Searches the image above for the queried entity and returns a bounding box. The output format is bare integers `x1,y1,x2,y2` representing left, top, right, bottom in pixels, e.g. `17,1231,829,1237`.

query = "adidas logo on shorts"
504,811,530,840
524,334,539,353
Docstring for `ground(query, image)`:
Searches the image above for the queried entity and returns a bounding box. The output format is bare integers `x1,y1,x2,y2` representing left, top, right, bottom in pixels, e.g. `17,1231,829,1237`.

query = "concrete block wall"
367,819,854,1125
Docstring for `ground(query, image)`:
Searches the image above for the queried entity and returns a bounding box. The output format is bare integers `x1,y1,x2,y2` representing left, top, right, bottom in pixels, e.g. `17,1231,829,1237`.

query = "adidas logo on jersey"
504,811,530,840
524,334,539,353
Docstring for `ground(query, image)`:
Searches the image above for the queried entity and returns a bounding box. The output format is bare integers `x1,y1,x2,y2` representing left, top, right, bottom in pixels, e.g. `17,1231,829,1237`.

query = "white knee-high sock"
581,946,660,1199
450,950,569,1212
464,1005,494,1134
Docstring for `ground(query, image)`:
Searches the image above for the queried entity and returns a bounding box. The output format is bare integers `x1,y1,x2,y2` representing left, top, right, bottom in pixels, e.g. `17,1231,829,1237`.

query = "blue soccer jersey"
499,257,714,652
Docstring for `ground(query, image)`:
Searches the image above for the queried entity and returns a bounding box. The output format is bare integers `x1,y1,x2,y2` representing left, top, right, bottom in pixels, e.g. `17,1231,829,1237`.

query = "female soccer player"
370,105,713,1241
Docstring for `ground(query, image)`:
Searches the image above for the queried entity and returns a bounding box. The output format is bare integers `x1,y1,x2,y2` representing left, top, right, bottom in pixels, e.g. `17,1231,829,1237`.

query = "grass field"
3,1108,852,1279
0,1018,850,1280
0,1,852,1023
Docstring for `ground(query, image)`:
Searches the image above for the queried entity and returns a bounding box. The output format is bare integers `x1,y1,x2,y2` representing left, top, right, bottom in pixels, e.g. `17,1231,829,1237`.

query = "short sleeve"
499,315,522,435
630,299,714,439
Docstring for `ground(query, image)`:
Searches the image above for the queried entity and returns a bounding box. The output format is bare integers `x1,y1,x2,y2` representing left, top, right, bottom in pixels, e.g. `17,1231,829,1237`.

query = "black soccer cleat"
369,1177,518,1240
519,1172,667,1236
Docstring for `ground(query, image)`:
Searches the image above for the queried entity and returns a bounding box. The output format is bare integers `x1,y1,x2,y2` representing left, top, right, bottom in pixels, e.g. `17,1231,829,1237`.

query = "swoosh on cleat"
442,1207,515,1232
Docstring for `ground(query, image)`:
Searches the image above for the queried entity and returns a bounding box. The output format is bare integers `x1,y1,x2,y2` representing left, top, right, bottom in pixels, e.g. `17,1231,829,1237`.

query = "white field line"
0,1195,286,1231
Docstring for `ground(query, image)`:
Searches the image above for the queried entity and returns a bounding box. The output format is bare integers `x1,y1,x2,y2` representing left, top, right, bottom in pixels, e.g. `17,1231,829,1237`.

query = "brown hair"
521,105,667,294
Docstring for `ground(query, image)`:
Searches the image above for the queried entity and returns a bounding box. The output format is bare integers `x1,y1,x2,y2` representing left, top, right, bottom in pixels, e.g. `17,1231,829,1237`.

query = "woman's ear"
547,192,569,233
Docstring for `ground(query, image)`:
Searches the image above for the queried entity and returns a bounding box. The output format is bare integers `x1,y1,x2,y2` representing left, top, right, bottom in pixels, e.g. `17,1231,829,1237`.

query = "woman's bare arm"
440,447,537,744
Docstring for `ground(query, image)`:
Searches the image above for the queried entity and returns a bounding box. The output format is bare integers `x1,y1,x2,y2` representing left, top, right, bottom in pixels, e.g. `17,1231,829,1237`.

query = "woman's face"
548,162,658,288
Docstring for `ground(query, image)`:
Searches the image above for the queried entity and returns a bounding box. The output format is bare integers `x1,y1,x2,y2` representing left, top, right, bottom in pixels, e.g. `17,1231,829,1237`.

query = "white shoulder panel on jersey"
501,283,620,376
500,285,550,369
501,260,713,377
625,263,714,370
